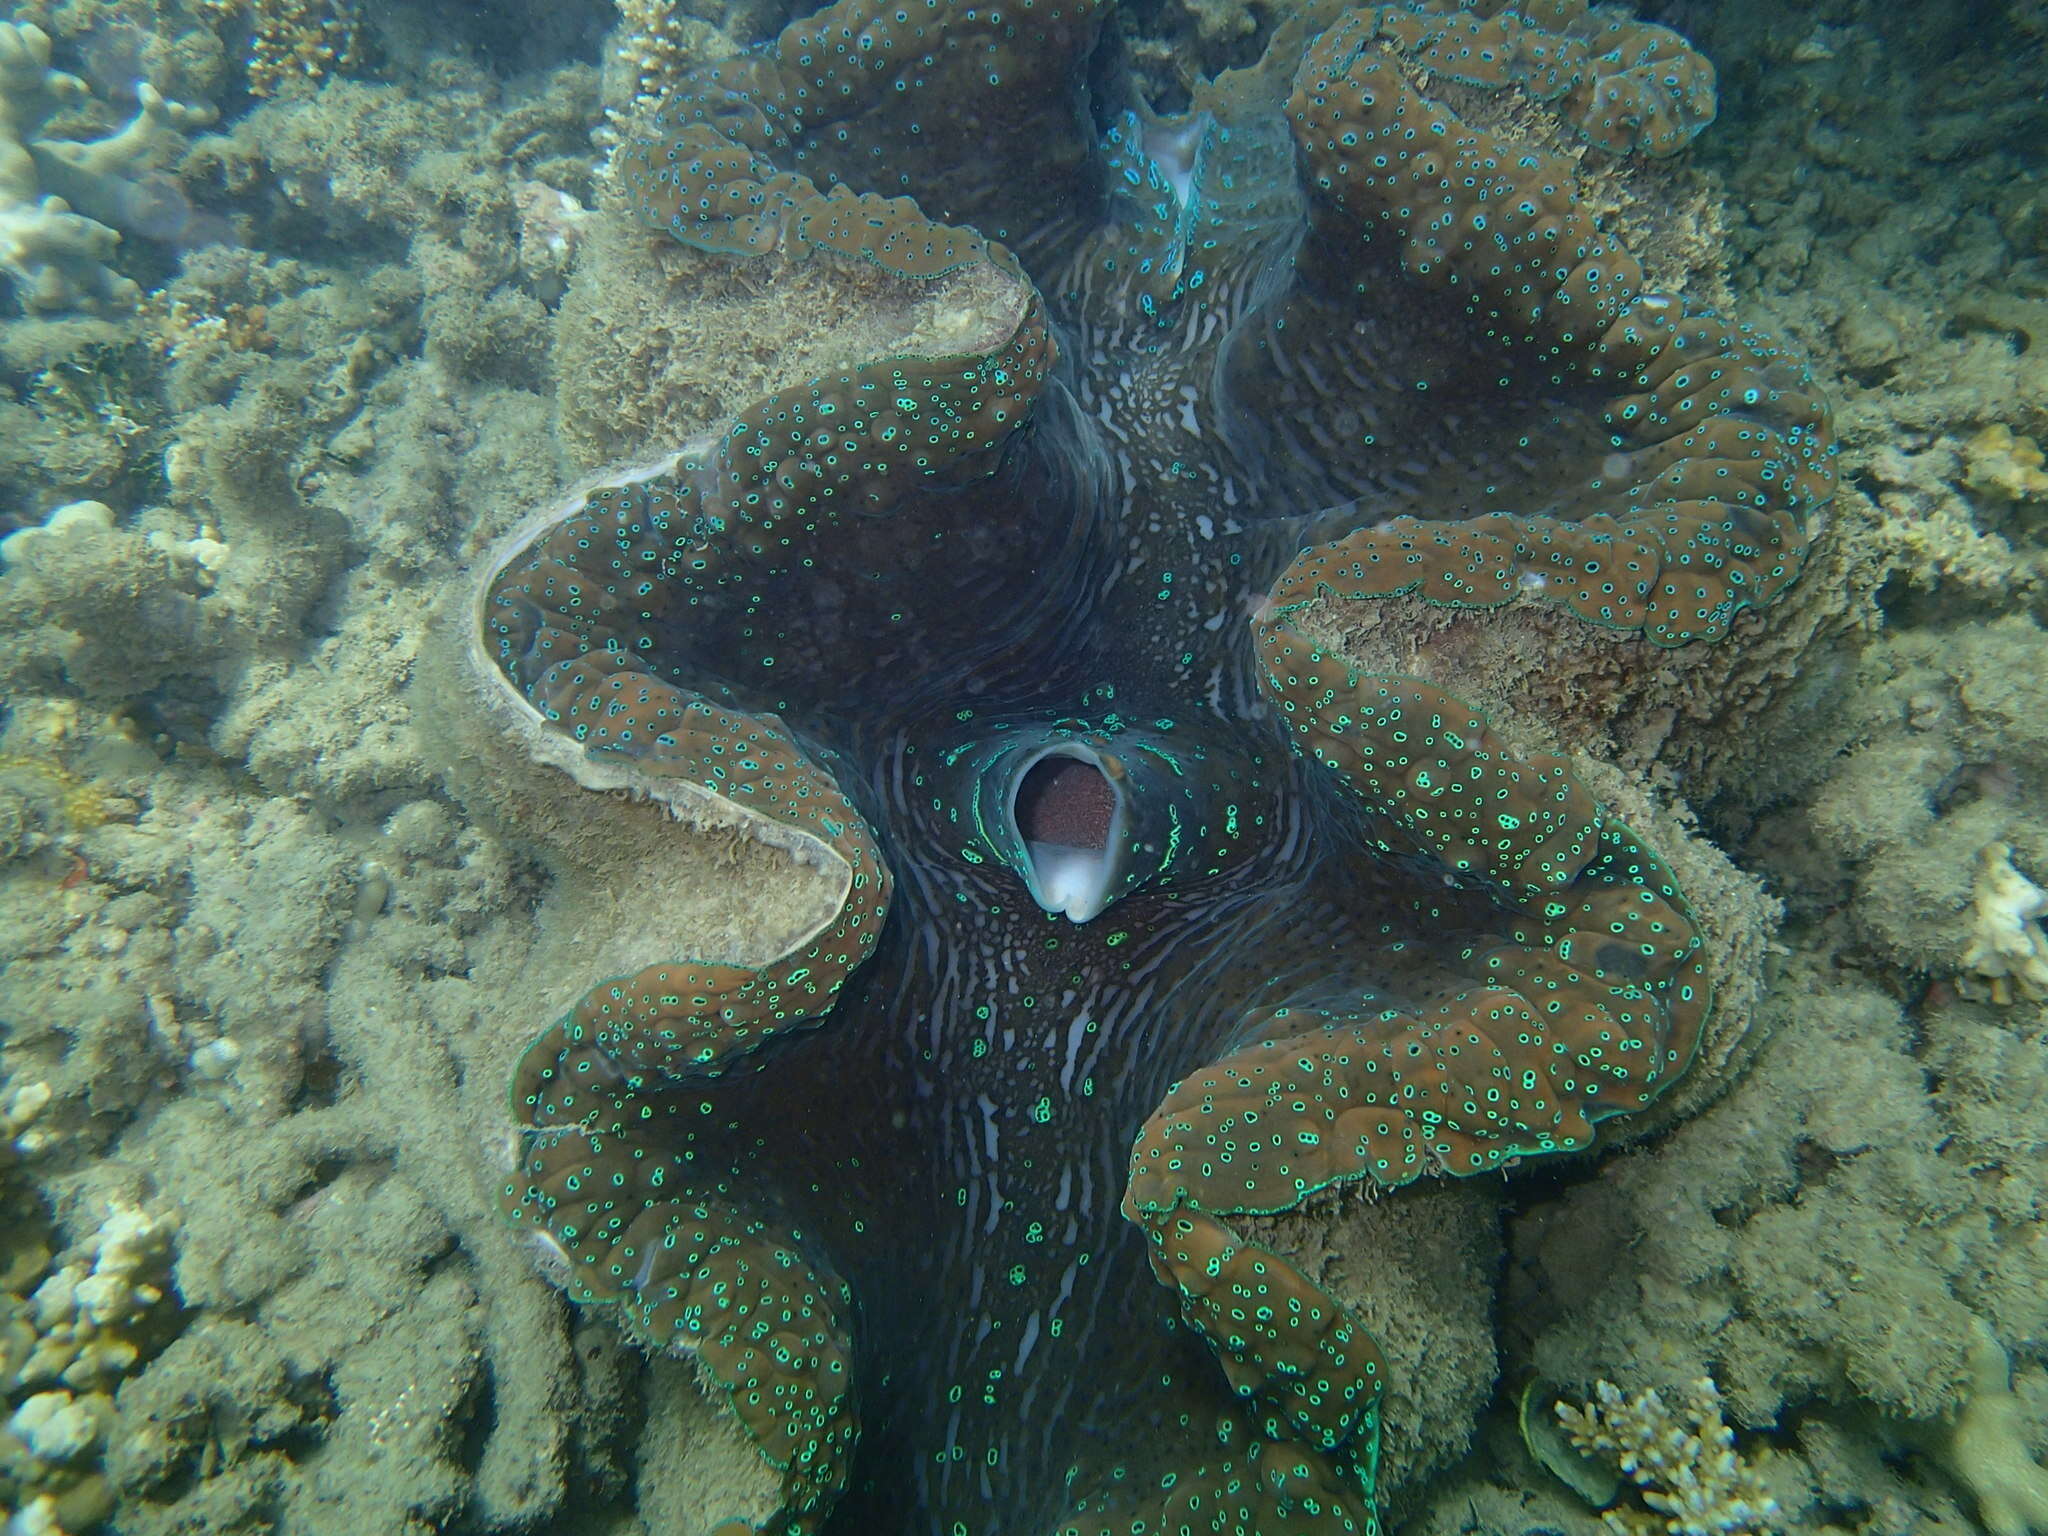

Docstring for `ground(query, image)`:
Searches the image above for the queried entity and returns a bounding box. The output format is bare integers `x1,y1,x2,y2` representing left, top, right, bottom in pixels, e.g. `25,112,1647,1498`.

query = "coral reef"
0,30,638,1536
0,21,211,312
0,0,2043,1533
1740,614,2048,1012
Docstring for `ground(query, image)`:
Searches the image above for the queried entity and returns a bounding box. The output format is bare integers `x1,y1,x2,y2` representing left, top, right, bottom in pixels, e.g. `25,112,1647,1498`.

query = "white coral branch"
0,21,214,312
1556,1377,1780,1536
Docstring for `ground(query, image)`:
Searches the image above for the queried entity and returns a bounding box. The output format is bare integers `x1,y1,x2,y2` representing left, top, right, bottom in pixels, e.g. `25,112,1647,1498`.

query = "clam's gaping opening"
1010,746,1125,923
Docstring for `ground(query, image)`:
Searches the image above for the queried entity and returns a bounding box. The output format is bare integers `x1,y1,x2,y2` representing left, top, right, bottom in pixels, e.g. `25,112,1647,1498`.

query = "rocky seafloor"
0,0,2045,1533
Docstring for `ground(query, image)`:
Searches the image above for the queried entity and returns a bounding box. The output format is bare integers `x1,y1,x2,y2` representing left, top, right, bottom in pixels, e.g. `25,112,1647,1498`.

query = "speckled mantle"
469,1,1833,1532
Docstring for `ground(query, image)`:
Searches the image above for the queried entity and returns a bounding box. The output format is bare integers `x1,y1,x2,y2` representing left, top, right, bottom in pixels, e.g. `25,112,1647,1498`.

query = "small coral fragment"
1963,424,2048,505
0,501,114,566
2,1079,53,1158
6,1388,110,1465
2,1198,173,1528
1554,1376,1778,1536
14,1201,175,1394
1958,842,2048,1006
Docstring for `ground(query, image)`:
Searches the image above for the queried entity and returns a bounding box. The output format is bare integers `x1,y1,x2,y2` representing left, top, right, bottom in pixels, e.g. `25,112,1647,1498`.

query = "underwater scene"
0,0,2045,1532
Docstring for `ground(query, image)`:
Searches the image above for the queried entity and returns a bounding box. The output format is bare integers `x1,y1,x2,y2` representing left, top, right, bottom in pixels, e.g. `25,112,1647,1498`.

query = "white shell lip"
463,439,853,952
465,444,698,748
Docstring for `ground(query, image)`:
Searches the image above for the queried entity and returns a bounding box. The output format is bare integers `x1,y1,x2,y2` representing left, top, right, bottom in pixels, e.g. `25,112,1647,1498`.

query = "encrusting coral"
0,20,212,312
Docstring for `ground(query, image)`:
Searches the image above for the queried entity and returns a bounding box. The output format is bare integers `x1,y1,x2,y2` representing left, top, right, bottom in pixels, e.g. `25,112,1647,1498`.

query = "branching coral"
1370,0,1718,157
601,0,737,144
0,21,212,312
194,0,360,98
1555,1377,1779,1536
